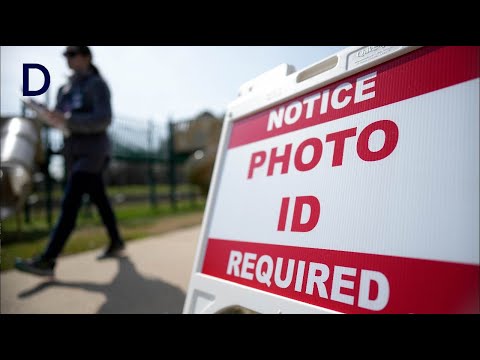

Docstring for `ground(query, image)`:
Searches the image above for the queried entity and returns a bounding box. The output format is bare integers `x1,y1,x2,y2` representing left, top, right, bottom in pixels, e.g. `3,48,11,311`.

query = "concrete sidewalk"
1,225,201,314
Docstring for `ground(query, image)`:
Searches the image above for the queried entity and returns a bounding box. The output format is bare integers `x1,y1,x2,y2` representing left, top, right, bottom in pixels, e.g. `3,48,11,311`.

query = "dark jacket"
55,69,112,175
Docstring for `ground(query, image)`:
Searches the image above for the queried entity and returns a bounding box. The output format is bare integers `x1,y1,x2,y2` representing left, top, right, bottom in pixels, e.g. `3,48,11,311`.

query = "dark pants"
42,171,123,260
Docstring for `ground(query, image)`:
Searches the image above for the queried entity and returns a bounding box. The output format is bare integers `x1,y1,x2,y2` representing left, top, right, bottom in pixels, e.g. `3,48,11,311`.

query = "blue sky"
1,46,347,126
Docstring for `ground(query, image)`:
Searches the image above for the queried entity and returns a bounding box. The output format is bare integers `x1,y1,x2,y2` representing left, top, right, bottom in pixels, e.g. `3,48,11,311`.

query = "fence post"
21,99,31,225
42,127,53,229
168,119,177,211
147,119,157,208
24,197,31,224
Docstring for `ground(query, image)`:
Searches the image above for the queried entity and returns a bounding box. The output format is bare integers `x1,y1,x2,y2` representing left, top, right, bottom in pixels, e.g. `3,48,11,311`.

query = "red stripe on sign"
201,238,480,314
228,46,480,149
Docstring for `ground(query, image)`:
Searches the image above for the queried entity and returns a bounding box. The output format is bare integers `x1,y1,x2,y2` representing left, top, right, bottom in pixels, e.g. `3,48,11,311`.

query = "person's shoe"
15,255,55,277
96,242,126,260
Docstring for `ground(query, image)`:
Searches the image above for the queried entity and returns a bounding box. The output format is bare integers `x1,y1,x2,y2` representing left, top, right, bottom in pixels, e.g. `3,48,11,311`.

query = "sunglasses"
64,51,80,58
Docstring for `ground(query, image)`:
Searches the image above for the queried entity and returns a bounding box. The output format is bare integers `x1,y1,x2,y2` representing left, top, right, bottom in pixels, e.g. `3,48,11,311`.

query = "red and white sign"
191,46,480,314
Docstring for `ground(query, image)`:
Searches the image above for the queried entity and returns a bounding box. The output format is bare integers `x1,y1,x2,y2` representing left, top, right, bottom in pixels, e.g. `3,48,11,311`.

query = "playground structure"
174,112,223,195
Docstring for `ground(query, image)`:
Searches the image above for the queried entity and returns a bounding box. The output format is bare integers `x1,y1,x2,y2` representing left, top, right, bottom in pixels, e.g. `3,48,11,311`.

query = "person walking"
15,46,125,277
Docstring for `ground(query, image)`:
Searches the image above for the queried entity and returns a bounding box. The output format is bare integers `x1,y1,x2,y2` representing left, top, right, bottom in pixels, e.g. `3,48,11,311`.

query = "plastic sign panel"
183,46,479,314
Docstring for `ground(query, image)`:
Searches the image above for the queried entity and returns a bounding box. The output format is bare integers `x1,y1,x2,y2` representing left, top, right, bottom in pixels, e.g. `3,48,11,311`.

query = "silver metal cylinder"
0,117,41,220
1,117,41,171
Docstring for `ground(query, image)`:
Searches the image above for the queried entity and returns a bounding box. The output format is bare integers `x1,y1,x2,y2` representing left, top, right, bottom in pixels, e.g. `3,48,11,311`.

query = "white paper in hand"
20,97,70,137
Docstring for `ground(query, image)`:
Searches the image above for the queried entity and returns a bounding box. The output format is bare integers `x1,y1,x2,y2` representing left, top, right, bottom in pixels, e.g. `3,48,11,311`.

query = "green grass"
1,199,206,272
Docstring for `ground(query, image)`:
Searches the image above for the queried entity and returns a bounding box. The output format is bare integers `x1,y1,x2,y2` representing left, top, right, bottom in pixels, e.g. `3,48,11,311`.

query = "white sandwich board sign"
183,46,479,314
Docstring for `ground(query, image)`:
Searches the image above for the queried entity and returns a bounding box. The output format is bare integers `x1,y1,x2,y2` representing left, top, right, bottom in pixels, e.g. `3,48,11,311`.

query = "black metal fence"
19,113,205,229
1,93,223,233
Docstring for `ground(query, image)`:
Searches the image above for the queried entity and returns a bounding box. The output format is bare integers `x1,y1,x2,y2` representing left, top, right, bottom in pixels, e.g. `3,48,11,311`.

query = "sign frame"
183,46,479,314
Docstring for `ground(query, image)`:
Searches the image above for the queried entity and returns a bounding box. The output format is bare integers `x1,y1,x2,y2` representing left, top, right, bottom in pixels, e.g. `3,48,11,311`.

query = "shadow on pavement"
17,256,186,314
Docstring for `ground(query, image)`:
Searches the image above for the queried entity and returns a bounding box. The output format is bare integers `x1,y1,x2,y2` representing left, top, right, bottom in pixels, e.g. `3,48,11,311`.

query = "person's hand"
45,110,66,128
